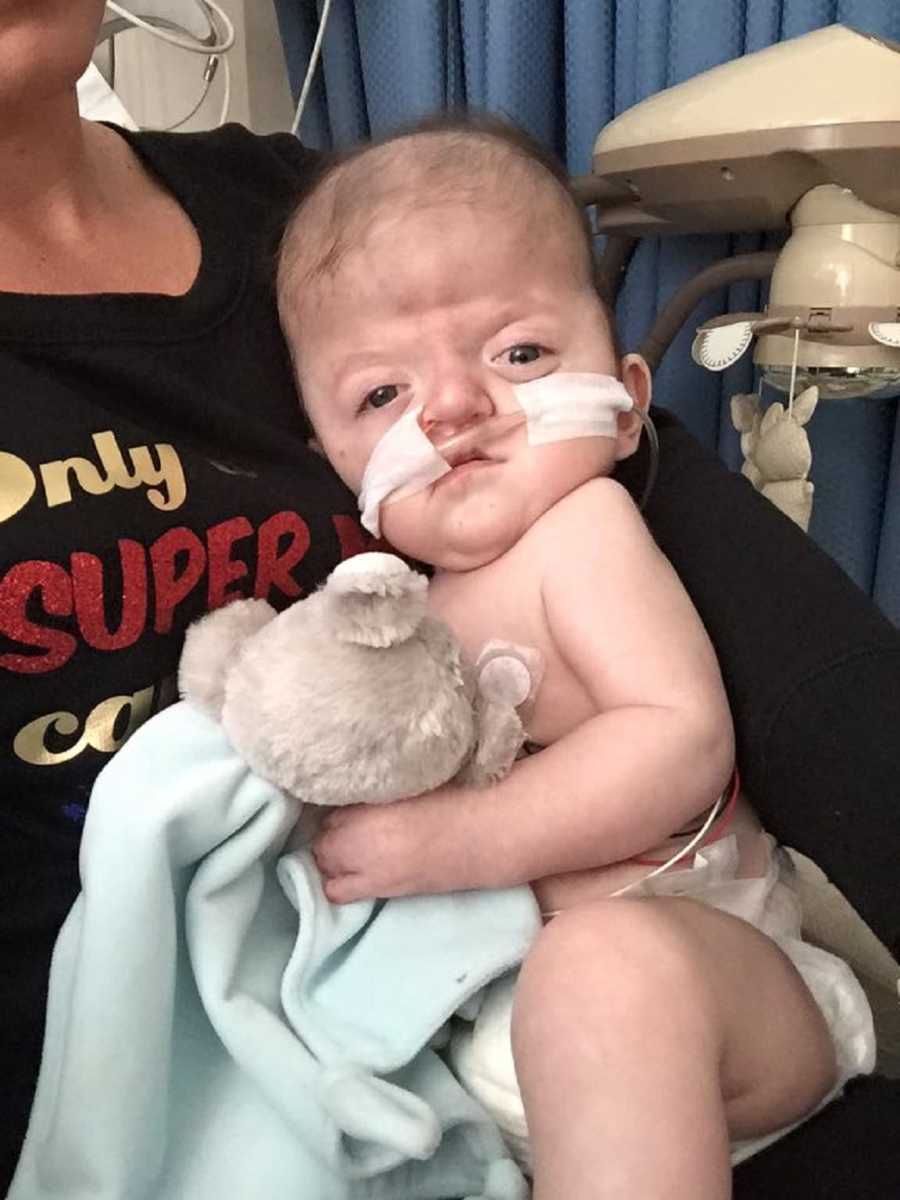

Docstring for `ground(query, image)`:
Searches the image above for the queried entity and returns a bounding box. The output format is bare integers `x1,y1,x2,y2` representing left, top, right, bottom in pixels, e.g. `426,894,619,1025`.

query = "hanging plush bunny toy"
731,385,819,531
693,320,820,532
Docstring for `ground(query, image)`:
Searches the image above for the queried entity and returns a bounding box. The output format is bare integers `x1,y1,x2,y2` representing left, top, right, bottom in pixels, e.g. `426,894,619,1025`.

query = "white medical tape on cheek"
357,374,635,536
357,406,450,536
511,372,633,445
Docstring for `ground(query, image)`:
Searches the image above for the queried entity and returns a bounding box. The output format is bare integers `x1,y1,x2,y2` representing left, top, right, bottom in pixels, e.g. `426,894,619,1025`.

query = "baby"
276,116,874,1198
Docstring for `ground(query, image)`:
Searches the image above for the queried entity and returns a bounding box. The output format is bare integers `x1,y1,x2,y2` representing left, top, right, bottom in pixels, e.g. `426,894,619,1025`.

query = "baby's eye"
504,344,542,366
364,384,399,410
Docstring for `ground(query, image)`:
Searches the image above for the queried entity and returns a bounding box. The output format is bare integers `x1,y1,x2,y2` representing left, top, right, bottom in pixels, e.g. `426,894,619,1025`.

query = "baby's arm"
466,476,734,886
313,478,733,901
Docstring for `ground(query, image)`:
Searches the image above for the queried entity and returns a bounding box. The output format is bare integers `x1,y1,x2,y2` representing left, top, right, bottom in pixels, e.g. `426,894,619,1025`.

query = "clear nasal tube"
427,411,527,463
360,391,661,535
427,408,659,511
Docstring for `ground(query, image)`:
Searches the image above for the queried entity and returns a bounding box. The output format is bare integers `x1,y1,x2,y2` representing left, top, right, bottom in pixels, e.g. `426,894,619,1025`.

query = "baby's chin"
427,541,511,573
381,510,523,574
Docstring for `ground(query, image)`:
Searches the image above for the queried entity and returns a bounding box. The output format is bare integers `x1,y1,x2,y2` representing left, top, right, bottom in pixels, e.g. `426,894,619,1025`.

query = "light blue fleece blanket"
10,702,540,1200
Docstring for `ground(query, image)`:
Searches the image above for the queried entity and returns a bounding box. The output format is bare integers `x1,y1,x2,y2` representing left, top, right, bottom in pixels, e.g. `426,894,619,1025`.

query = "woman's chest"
0,348,363,831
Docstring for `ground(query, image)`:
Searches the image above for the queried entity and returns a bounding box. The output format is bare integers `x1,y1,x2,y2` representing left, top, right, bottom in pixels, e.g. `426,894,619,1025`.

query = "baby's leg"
511,897,836,1200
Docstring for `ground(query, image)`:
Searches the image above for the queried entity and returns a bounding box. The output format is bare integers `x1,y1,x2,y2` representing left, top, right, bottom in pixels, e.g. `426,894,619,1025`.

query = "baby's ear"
615,353,652,461
179,599,277,719
325,552,428,648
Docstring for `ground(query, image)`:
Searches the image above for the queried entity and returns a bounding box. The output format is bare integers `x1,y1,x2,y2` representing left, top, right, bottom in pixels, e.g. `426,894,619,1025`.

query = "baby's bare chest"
427,559,596,744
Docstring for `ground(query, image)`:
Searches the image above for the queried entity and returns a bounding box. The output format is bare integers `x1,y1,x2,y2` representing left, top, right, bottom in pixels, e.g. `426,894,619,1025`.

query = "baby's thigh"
656,897,837,1139
511,897,836,1141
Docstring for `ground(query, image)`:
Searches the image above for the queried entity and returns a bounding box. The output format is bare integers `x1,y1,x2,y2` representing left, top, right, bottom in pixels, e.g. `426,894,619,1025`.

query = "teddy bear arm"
456,694,525,788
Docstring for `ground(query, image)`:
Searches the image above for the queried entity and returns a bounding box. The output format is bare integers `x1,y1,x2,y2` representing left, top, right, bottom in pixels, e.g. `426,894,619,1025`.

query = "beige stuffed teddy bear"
178,552,530,808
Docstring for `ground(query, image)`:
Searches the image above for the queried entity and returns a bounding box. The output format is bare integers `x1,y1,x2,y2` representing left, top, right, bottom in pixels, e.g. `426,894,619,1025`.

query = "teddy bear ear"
325,552,428,648
178,598,277,719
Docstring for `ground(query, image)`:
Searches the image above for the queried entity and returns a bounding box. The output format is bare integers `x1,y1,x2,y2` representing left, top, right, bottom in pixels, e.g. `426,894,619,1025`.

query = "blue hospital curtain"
273,0,900,621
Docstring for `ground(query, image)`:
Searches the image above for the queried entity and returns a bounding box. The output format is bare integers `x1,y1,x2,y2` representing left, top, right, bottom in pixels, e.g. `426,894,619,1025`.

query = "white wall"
102,1,295,134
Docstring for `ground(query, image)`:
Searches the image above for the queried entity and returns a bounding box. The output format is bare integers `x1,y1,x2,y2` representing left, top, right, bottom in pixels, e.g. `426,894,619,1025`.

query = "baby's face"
294,203,636,570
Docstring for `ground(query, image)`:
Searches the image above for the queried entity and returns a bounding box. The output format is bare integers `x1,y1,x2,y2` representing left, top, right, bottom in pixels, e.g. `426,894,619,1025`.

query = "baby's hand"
311,787,477,903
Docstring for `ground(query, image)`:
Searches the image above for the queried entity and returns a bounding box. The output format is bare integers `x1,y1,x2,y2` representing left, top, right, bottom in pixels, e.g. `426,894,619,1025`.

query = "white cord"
788,326,801,418
609,793,725,898
157,80,211,131
290,0,334,137
105,1,235,55
104,2,233,130
539,792,729,919
156,62,213,131
217,51,231,128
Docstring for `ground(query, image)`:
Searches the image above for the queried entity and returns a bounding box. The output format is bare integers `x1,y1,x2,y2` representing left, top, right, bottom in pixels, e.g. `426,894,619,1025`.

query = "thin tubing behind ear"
636,408,659,511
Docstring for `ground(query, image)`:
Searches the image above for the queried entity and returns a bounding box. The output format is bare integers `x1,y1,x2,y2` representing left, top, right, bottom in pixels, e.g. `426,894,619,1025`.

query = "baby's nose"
420,376,494,437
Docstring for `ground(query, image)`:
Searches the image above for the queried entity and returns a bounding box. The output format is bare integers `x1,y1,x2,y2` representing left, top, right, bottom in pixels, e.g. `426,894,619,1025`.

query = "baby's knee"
513,898,716,1048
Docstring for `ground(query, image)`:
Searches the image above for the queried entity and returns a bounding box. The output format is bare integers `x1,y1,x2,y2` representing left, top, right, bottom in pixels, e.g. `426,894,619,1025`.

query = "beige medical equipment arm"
574,24,900,530
576,25,900,238
576,25,900,365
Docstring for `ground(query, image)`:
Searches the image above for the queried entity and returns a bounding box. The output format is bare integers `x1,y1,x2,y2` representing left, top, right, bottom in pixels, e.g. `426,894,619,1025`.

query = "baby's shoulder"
518,479,655,597
528,477,644,546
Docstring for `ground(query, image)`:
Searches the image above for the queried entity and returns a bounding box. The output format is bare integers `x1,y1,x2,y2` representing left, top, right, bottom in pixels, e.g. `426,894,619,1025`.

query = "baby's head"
278,114,651,571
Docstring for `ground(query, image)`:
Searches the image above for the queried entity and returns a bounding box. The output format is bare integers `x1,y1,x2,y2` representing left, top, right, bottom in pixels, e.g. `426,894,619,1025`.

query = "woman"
1,3,897,1195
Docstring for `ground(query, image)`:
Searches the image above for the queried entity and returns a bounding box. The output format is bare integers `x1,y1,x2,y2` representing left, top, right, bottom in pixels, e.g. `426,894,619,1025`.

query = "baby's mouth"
443,446,493,470
431,411,525,472
434,447,500,490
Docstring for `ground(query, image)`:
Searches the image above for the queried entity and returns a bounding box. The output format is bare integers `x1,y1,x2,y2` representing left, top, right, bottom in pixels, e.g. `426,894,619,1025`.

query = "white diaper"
449,834,876,1173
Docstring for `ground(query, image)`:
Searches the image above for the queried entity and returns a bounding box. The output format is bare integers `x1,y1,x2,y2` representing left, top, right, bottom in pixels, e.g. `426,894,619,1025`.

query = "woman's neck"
0,92,200,297
0,97,138,292
0,91,103,229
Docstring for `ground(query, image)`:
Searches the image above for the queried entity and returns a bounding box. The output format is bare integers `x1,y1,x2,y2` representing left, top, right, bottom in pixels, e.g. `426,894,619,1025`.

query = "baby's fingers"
311,831,341,877
319,805,361,831
322,874,371,904
312,812,367,877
